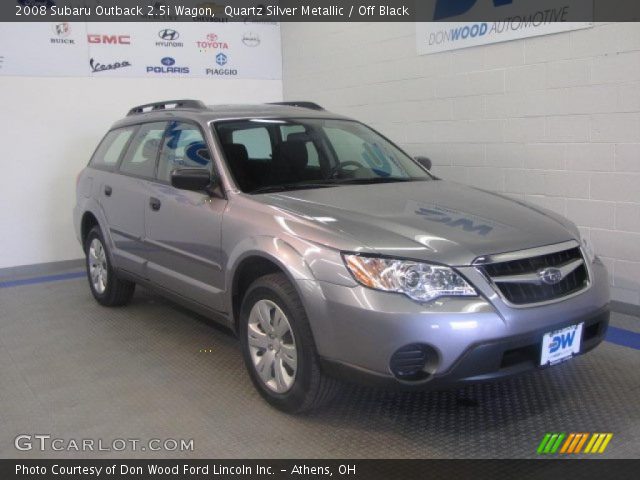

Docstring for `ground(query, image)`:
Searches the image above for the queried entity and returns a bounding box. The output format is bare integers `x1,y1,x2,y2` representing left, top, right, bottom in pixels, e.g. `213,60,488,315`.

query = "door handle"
104,185,112,197
149,197,161,211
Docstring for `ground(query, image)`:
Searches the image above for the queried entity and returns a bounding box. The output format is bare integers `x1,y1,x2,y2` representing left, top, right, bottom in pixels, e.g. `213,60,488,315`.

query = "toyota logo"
159,29,179,41
538,267,563,285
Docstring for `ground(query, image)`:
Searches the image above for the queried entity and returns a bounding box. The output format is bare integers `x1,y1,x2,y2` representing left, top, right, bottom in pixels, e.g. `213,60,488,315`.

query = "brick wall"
282,22,640,305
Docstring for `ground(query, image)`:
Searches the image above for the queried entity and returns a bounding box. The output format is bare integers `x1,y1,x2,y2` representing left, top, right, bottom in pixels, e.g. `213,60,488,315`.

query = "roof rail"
127,99,207,116
269,101,324,111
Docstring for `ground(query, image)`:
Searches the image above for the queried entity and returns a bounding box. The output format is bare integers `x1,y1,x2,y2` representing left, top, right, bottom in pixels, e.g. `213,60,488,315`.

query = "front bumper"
319,307,609,389
299,259,610,388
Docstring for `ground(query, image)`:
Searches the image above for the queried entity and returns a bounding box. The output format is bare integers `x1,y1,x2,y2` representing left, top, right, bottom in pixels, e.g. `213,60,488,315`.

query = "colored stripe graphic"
539,433,613,454
537,433,565,454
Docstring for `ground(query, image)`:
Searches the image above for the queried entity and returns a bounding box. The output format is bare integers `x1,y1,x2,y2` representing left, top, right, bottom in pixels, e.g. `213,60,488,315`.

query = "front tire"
85,226,135,307
239,273,337,413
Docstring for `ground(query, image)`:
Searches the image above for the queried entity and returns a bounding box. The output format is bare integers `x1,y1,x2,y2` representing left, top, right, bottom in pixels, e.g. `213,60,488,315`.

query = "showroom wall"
0,76,282,271
282,22,640,305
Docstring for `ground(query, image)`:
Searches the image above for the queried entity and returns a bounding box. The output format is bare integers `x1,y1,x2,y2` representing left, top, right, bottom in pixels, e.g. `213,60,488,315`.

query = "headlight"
581,235,596,263
343,254,477,303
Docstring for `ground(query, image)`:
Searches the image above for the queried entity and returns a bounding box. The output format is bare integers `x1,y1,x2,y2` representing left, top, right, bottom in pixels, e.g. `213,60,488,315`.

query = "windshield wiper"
331,177,421,185
250,183,338,194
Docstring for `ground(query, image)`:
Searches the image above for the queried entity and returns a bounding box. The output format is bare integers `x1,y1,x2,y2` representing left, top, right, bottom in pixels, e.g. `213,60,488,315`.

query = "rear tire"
85,226,135,307
239,273,338,413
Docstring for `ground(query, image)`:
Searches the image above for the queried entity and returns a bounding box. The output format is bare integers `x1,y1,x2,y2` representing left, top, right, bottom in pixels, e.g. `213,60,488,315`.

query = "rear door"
102,122,166,276
144,120,227,312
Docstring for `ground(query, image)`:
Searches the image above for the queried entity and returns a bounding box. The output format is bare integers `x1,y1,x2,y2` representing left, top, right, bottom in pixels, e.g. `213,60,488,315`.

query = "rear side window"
157,122,211,182
119,122,167,178
90,127,135,168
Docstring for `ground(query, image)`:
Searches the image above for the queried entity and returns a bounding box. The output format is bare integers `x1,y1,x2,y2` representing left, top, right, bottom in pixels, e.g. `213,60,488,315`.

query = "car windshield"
214,118,432,194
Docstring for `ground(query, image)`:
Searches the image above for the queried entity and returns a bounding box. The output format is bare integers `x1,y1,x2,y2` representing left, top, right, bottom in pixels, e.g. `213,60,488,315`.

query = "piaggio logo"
88,34,131,45
433,0,512,20
537,433,613,455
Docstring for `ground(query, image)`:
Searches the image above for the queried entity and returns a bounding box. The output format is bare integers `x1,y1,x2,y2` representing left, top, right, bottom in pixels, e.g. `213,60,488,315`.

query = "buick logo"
161,57,175,66
538,267,563,285
159,29,179,41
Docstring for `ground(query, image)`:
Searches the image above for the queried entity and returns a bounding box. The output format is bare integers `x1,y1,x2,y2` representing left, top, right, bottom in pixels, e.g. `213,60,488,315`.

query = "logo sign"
157,29,183,47
196,33,229,51
0,56,4,70
50,22,74,45
416,0,592,55
215,52,227,66
159,29,179,41
89,58,131,73
147,57,189,74
53,23,70,38
537,433,613,455
88,34,131,45
538,267,563,285
242,32,260,47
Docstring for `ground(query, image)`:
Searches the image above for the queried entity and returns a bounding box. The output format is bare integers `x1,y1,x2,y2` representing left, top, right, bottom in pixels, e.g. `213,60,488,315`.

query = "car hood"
260,180,577,266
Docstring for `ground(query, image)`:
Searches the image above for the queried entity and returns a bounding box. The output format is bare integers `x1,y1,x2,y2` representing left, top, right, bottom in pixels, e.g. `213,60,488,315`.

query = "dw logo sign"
433,0,513,20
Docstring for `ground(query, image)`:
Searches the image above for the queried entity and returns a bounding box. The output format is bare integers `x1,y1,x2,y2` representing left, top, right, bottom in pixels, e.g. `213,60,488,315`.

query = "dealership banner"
0,20,281,79
416,0,592,55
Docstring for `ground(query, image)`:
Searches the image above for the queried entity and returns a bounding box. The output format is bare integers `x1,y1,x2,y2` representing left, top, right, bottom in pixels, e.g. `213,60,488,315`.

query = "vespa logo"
538,267,563,286
158,29,179,41
434,0,512,20
549,330,576,354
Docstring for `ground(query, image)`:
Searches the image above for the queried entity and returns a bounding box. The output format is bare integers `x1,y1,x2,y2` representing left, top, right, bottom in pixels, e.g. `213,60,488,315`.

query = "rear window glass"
90,127,135,168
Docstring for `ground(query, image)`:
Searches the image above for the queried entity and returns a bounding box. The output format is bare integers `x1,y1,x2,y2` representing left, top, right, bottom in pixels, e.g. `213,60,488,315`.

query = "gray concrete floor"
1,276,639,459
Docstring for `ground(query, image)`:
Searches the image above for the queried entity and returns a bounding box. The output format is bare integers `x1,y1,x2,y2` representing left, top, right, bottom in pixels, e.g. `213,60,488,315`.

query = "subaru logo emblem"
538,267,563,285
161,57,175,66
159,29,179,41
216,53,227,66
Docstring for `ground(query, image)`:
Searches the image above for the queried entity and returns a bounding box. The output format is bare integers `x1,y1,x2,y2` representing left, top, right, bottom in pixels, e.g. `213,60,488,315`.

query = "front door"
144,121,227,312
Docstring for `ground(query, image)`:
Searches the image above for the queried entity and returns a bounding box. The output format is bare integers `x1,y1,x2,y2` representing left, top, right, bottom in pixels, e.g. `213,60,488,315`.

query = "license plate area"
540,323,583,366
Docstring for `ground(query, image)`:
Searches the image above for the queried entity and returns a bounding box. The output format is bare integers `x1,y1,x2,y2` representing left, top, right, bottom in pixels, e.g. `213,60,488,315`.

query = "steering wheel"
328,161,365,179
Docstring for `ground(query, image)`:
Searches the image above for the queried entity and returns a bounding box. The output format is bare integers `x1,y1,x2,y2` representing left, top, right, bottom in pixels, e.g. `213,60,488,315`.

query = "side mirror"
171,168,214,192
415,156,432,170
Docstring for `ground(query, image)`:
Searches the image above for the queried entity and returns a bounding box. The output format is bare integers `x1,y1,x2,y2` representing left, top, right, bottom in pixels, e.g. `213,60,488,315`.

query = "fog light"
389,344,438,381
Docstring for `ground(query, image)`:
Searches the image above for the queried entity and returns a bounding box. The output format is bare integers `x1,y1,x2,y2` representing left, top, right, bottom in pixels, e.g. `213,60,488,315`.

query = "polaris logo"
147,57,189,74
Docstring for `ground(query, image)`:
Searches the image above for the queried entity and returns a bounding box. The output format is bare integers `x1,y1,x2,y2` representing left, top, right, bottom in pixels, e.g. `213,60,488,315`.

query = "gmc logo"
87,34,131,45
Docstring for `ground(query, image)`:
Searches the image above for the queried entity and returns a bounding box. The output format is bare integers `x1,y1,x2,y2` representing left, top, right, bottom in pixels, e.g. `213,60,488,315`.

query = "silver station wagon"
74,100,610,412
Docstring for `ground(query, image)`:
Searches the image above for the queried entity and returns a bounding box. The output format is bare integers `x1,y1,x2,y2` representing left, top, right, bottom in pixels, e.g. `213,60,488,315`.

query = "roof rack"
127,99,207,116
269,101,324,111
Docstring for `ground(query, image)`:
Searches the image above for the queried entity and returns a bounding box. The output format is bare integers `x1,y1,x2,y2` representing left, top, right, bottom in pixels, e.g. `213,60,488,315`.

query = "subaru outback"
74,99,610,412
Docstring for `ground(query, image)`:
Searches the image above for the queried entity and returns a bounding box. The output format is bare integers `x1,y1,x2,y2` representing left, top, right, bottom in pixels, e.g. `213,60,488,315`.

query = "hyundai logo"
538,268,563,285
161,57,175,66
158,29,179,41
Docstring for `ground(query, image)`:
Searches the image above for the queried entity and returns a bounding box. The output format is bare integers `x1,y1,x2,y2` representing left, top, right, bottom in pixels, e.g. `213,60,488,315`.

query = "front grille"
481,246,589,305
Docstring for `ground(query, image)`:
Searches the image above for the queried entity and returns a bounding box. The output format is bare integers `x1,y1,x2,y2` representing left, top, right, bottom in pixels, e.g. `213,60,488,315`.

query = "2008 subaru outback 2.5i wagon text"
74,99,610,413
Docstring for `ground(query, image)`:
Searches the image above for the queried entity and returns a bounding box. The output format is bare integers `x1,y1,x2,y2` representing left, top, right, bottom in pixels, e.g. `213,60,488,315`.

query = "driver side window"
157,122,211,183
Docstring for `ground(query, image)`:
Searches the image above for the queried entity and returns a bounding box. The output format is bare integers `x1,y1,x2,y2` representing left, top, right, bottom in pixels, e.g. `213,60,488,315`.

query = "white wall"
0,76,282,269
282,22,640,305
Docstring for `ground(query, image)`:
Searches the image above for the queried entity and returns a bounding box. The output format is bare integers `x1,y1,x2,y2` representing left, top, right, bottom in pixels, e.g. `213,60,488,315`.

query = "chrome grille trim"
473,241,592,309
